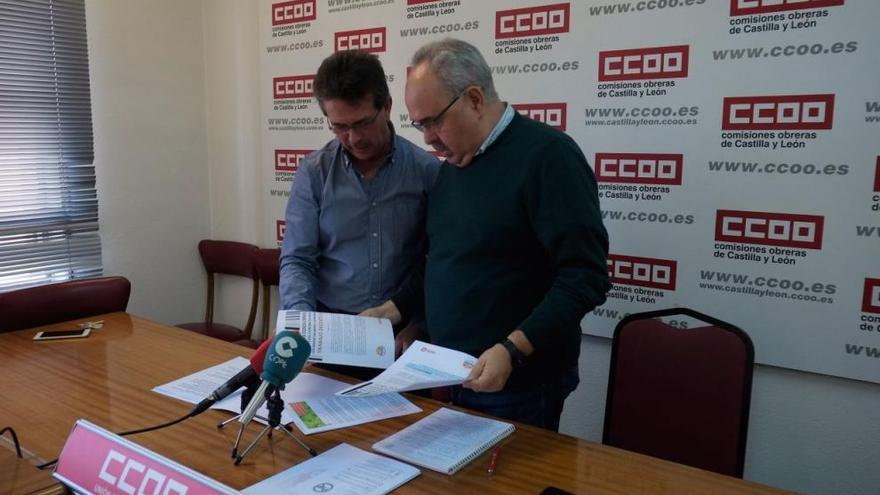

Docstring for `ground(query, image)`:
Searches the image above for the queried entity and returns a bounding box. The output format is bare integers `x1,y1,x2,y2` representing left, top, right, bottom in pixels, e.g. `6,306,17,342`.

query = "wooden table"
0,313,794,494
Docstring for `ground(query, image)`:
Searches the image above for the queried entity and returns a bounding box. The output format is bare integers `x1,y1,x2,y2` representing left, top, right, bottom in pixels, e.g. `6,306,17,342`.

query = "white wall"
87,0,210,324
561,336,880,495
84,2,879,494
201,0,271,336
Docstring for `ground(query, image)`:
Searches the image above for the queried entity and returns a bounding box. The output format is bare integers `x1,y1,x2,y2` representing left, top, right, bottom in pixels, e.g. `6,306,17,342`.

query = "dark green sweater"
423,113,610,385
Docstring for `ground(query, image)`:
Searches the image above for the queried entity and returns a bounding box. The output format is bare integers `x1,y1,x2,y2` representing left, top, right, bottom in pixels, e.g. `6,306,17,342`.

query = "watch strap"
500,338,527,368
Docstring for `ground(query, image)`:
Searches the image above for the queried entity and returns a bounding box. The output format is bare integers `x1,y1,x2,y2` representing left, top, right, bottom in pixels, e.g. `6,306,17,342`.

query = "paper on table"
277,310,395,369
242,443,420,495
152,359,349,426
336,341,477,397
289,392,421,435
372,407,514,475
151,356,251,404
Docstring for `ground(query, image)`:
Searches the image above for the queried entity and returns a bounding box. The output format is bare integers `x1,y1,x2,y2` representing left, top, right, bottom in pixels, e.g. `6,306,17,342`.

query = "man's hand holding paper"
336,341,477,397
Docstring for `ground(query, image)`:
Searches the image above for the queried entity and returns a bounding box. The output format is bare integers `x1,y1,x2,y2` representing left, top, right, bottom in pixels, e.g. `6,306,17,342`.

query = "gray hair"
411,38,499,102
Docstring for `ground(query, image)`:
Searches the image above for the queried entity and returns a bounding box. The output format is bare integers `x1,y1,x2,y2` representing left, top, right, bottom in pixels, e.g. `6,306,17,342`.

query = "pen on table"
487,446,502,475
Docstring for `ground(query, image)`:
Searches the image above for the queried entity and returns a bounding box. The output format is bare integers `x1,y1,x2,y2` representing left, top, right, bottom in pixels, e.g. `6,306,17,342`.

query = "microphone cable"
1,426,23,458
35,411,193,470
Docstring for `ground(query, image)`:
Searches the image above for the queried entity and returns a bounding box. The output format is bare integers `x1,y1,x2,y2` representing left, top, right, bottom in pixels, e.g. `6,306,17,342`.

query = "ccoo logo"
99,450,190,495
271,0,316,26
722,94,834,130
273,75,315,100
275,149,312,173
730,0,844,16
335,27,386,53
599,45,689,82
595,153,683,185
874,157,880,193
276,220,286,242
715,210,824,249
513,103,566,131
607,254,677,290
863,278,880,314
495,3,570,39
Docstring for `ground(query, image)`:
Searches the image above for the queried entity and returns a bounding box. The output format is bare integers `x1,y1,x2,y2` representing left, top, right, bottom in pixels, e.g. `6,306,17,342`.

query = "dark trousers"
443,366,580,432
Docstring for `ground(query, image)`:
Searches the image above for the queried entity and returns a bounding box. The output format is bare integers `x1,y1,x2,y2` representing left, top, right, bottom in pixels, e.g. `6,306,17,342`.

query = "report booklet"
243,443,420,495
276,310,395,369
372,407,515,475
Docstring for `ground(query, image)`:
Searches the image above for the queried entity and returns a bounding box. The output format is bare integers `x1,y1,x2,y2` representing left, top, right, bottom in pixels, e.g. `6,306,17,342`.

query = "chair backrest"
197,240,259,333
602,308,754,478
254,248,281,341
0,276,131,332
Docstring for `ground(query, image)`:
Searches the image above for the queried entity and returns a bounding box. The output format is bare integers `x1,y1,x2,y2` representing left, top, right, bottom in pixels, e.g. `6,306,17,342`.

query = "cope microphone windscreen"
260,332,311,390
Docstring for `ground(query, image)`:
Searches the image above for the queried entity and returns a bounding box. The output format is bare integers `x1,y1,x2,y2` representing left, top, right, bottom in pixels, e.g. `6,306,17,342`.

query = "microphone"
238,332,311,426
188,339,271,418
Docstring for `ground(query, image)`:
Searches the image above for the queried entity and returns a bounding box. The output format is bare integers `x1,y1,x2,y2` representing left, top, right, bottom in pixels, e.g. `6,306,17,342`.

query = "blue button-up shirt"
280,130,440,313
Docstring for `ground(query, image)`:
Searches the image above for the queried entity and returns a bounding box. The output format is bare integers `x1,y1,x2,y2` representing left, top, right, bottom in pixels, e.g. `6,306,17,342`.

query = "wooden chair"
177,240,259,348
0,276,131,332
602,308,754,478
254,248,281,342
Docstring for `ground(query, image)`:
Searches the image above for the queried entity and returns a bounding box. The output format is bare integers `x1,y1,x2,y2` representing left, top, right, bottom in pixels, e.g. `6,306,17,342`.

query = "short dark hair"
314,50,390,112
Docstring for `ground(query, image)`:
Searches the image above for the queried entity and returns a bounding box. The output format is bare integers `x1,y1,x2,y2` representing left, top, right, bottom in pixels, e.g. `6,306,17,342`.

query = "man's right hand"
358,300,402,325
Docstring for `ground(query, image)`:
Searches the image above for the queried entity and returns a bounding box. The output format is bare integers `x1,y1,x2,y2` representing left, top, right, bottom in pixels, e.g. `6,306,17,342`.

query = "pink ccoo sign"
54,420,240,495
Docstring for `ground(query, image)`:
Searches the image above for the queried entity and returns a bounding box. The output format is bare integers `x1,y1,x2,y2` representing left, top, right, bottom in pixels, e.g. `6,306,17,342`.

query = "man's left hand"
463,344,513,393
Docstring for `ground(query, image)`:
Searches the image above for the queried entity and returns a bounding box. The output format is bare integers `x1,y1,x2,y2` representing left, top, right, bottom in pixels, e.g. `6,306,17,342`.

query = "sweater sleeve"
518,136,611,352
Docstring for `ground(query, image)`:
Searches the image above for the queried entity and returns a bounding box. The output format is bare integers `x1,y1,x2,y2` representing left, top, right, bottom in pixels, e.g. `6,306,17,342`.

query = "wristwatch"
500,338,527,368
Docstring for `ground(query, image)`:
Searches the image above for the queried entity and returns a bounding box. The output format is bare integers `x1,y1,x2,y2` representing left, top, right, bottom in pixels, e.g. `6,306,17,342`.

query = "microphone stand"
231,387,317,465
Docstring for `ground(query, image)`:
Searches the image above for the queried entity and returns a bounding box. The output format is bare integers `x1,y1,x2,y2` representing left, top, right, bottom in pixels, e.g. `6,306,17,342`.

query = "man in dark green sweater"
361,38,610,431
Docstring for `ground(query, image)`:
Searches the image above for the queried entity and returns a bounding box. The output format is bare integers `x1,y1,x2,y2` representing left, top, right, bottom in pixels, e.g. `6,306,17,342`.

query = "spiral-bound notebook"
372,407,515,475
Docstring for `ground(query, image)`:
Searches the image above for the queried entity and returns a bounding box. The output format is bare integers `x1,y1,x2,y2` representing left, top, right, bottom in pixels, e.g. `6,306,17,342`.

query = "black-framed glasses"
328,108,382,135
410,92,463,133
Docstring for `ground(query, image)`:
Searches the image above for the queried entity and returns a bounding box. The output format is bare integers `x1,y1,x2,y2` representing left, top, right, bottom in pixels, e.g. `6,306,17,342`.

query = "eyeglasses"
328,108,382,135
410,92,463,133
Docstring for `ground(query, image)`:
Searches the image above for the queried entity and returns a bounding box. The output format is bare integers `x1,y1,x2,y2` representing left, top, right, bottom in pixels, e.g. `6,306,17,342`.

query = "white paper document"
277,310,395,369
372,408,514,475
153,359,420,431
152,356,252,404
336,341,477,397
289,392,421,435
153,359,347,425
242,443,420,495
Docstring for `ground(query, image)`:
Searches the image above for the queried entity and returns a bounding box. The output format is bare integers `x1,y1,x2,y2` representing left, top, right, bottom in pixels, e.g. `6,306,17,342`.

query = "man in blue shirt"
280,51,439,364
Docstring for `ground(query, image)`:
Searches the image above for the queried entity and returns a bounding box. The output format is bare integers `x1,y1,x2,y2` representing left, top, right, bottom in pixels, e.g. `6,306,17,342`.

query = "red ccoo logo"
730,0,844,16
598,45,689,82
722,94,834,130
607,254,677,290
276,220,286,242
874,157,879,192
335,27,386,53
595,153,683,185
863,278,880,314
715,210,824,249
496,3,570,39
513,103,566,131
272,0,316,26
273,75,315,100
275,149,312,173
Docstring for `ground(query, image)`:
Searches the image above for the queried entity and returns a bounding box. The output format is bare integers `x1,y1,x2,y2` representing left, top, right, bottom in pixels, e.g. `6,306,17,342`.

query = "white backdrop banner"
260,0,880,384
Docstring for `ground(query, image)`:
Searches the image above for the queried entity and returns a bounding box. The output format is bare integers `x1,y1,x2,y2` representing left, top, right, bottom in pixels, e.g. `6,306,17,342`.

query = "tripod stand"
218,384,317,464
